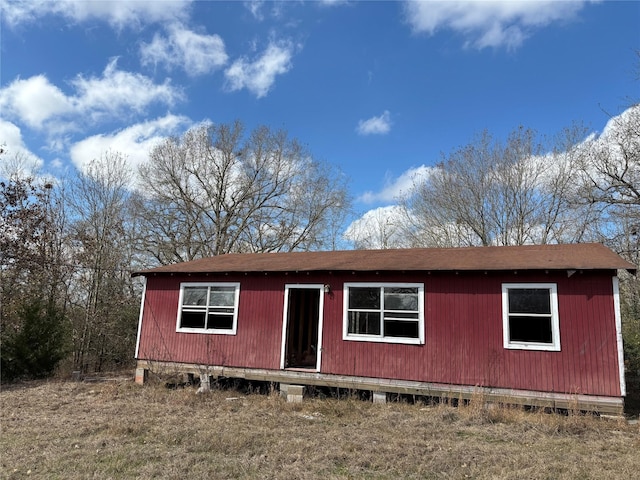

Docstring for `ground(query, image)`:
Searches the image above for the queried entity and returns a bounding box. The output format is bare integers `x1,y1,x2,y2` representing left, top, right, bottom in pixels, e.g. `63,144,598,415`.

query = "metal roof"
133,243,636,276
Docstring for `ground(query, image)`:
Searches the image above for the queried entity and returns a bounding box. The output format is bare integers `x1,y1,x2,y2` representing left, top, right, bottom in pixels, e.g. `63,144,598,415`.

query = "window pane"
183,287,208,306
348,311,381,335
384,320,419,338
349,287,380,309
180,311,206,329
209,287,236,307
384,288,418,310
509,315,553,343
207,313,234,330
508,289,551,314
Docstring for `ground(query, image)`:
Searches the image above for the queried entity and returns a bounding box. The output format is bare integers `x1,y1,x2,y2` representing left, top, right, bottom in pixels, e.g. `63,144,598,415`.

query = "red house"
133,243,635,414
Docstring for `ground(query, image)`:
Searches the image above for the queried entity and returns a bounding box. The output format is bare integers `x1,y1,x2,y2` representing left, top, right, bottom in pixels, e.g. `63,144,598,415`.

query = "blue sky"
1,0,638,234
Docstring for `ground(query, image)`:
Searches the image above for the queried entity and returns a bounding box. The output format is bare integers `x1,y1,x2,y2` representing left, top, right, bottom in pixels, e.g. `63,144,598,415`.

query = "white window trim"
502,283,560,352
343,282,425,345
134,277,147,359
280,284,325,371
613,276,626,397
176,282,240,335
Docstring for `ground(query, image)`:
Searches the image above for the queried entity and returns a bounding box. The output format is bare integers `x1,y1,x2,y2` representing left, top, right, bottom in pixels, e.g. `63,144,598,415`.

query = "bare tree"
400,125,594,247
571,106,640,258
66,152,139,372
136,121,350,264
344,206,410,250
578,105,639,208
573,104,640,373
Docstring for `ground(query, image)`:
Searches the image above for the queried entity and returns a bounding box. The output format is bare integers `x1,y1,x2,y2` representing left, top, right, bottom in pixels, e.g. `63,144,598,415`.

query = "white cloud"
403,0,590,50
140,23,228,76
71,59,183,120
0,59,183,135
343,205,410,249
359,165,434,204
224,40,296,98
599,104,640,141
244,1,265,20
69,114,192,174
0,119,45,177
318,0,350,6
356,111,392,136
243,0,290,21
49,158,64,170
0,75,73,129
2,0,192,30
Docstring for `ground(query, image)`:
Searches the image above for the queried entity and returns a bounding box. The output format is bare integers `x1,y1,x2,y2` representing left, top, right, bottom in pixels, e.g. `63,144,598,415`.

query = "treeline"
2,109,639,381
0,121,351,380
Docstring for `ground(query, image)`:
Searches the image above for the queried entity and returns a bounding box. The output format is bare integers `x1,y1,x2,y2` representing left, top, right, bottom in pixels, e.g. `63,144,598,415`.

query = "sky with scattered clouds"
1,0,638,240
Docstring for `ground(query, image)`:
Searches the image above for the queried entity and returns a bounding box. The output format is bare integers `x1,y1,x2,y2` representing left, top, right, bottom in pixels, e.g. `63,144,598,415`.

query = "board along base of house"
134,360,625,415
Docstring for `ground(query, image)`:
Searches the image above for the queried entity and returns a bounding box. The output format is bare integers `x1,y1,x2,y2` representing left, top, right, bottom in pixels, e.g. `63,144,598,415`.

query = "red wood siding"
137,275,286,369
137,270,621,397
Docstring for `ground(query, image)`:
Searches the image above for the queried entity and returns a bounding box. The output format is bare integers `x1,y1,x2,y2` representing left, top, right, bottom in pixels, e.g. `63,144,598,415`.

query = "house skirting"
134,359,624,415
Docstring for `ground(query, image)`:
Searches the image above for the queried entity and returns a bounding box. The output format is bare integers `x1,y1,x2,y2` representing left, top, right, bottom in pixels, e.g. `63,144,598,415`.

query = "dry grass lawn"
1,376,639,479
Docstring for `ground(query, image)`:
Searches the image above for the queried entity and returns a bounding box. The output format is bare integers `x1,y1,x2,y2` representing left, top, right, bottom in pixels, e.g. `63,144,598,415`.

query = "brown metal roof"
133,243,636,276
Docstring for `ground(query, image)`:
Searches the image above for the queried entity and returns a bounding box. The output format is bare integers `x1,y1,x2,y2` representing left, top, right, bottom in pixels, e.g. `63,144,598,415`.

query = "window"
177,283,240,334
343,283,424,344
502,283,560,351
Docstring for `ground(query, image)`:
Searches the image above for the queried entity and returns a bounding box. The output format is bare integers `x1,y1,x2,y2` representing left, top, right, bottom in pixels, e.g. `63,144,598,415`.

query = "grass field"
1,376,639,479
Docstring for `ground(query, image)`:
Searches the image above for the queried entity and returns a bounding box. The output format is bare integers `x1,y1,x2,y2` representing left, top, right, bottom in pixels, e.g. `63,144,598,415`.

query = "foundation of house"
134,367,147,385
280,384,304,403
197,374,211,394
133,359,625,415
372,391,387,404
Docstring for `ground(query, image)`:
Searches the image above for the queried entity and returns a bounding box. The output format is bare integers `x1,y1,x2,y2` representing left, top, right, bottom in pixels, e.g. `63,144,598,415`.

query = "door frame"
280,284,325,371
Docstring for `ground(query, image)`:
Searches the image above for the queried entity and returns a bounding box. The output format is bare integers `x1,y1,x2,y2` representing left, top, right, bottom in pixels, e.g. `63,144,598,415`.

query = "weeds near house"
1,377,639,479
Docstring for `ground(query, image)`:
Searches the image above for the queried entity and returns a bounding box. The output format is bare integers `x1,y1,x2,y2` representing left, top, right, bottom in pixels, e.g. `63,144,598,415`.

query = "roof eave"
132,265,636,277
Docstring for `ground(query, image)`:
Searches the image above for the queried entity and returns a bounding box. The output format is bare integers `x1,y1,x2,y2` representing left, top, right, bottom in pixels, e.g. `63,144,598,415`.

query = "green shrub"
1,300,68,382
623,320,640,376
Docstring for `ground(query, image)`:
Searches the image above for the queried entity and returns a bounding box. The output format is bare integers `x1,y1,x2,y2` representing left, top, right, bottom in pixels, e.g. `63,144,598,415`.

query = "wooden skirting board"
135,359,624,415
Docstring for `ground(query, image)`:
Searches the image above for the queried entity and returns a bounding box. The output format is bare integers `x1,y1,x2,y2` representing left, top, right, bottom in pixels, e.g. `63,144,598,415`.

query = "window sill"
504,342,560,352
343,335,424,346
176,328,237,335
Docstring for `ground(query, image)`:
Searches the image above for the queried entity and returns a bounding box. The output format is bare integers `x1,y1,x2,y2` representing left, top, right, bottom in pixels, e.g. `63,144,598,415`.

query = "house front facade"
133,243,635,413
